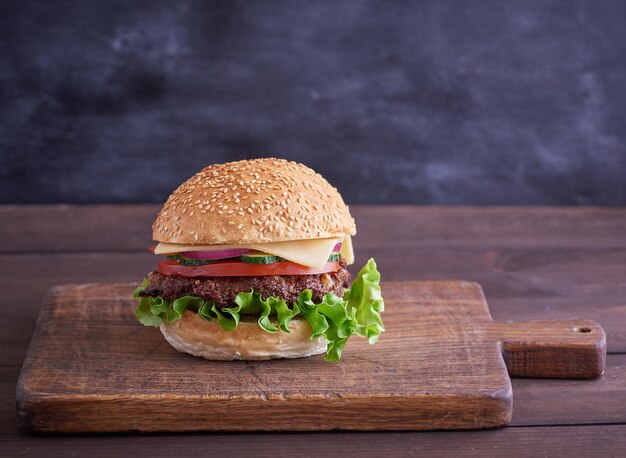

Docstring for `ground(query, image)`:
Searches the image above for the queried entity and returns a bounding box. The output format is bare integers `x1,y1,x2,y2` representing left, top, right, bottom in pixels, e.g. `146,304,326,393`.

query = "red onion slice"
333,243,342,252
180,248,253,260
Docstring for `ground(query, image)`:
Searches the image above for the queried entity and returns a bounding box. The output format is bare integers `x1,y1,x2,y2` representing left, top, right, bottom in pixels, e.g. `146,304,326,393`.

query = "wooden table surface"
2,205,626,456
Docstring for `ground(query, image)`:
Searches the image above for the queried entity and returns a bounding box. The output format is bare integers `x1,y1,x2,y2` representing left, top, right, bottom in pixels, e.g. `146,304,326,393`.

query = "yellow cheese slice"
154,242,240,255
251,238,341,269
339,235,354,265
154,237,345,269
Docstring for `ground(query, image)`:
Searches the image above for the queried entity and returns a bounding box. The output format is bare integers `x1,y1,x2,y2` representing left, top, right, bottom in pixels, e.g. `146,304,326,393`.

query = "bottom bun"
159,310,327,360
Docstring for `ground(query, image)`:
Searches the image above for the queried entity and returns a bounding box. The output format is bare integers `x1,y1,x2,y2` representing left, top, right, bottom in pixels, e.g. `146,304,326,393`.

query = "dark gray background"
1,0,625,205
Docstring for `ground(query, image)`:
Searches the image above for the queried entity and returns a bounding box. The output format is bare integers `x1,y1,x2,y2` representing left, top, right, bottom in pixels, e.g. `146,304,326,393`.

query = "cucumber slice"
239,253,284,264
239,252,341,265
167,255,219,266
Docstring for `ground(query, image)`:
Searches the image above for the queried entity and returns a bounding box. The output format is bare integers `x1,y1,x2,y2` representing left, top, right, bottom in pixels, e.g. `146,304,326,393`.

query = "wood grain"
4,357,626,437
492,320,606,378
16,281,605,433
2,205,626,454
3,425,626,458
2,205,626,253
510,354,626,426
3,245,625,364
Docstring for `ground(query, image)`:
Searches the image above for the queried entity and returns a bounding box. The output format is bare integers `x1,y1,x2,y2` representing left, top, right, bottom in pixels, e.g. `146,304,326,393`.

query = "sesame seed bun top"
152,158,356,245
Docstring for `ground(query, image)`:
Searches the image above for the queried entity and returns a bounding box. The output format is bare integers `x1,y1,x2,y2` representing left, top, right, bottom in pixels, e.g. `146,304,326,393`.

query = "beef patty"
139,258,350,307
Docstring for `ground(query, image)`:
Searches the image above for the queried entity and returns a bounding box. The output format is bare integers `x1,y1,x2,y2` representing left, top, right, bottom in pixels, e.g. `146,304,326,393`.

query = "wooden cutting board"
16,281,606,432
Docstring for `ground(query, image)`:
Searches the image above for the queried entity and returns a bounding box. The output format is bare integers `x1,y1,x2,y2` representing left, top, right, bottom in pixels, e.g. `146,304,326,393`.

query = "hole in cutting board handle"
573,327,592,333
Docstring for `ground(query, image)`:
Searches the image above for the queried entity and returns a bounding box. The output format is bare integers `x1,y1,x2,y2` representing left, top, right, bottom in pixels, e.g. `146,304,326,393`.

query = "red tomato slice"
157,260,339,277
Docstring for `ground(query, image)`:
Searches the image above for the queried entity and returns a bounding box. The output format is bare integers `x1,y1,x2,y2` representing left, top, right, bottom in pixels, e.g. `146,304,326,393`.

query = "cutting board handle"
491,319,606,379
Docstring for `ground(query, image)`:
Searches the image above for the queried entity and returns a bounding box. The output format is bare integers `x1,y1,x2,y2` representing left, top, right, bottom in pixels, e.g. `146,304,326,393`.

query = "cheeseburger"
133,158,384,361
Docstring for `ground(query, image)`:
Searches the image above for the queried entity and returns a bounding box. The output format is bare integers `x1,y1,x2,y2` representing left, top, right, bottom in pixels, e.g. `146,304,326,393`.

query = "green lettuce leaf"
134,297,163,327
345,258,385,343
211,303,241,331
297,290,358,362
132,258,384,362
132,278,150,298
172,295,204,316
234,290,278,332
